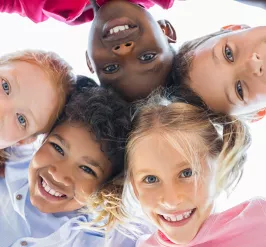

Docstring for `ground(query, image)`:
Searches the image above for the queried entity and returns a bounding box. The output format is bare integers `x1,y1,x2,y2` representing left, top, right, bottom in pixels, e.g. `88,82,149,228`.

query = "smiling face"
130,132,217,244
28,123,112,213
189,26,266,115
87,1,175,101
0,61,59,149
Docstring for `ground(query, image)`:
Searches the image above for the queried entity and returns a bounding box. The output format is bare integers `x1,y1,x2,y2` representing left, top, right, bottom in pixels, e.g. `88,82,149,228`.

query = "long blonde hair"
81,91,251,235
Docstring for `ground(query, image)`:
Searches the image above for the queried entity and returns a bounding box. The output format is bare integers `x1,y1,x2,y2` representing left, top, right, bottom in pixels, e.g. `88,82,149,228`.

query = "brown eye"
139,53,156,62
103,64,119,74
236,81,244,101
224,45,234,62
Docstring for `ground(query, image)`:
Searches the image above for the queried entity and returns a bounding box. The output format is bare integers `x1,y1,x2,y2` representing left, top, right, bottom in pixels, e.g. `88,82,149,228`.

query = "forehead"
1,61,59,131
130,131,204,168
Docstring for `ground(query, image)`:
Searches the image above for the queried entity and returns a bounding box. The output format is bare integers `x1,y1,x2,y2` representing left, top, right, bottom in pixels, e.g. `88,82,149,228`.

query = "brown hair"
171,29,231,88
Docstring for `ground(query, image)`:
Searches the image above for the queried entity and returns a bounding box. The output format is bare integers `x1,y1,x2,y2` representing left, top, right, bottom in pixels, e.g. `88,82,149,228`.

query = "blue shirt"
0,143,105,247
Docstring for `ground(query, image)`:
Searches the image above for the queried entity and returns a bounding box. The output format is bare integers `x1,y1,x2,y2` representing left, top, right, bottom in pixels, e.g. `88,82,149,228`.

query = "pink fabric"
0,0,174,25
136,198,266,247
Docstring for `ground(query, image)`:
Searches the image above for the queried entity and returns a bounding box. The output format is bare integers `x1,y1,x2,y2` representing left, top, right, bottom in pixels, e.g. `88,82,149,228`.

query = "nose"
112,41,134,56
160,184,183,210
48,164,73,187
247,53,263,77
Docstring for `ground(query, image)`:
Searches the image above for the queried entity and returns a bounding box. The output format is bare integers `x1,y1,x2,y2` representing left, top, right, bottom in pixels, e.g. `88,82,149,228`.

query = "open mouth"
38,176,67,201
159,208,196,226
102,17,138,41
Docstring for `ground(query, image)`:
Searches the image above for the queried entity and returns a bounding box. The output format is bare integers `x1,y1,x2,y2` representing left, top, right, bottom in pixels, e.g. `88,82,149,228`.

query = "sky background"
1,0,266,210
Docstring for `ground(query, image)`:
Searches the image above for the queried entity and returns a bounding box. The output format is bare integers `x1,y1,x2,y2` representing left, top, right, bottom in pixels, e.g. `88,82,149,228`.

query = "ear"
85,51,94,74
157,19,176,44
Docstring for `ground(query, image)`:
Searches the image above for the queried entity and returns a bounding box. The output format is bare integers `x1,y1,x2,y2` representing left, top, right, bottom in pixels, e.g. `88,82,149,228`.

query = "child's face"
130,133,217,245
87,1,175,101
189,26,266,115
0,61,59,149
28,123,112,213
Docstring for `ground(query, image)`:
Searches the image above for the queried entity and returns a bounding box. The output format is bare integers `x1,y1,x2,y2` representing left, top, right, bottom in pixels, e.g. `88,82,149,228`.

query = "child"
0,49,74,149
123,92,266,246
0,77,131,246
86,0,176,101
171,25,266,116
0,49,74,176
0,0,177,102
94,88,266,246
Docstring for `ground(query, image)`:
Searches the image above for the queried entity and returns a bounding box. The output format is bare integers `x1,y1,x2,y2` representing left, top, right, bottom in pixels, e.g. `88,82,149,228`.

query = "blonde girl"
124,92,266,247
89,88,266,246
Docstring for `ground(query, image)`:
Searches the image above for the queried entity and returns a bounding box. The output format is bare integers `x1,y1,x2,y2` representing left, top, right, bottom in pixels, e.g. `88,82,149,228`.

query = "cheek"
137,187,159,209
72,179,99,205
30,145,52,170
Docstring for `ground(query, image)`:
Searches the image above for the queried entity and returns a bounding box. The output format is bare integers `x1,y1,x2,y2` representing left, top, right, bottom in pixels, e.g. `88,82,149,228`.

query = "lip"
159,208,196,228
38,176,67,202
103,17,138,42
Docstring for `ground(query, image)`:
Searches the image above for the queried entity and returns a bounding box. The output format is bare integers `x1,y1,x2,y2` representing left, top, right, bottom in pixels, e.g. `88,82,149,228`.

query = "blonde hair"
128,93,251,193
0,50,75,165
83,91,251,235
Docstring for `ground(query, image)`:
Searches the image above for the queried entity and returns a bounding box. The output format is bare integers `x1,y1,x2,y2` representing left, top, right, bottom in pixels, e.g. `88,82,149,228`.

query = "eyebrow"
51,133,70,149
135,161,189,176
212,46,220,65
145,63,162,74
81,156,105,174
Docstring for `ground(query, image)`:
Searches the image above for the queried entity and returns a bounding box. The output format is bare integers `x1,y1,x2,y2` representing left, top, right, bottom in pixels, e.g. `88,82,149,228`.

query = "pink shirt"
137,198,266,247
0,0,174,25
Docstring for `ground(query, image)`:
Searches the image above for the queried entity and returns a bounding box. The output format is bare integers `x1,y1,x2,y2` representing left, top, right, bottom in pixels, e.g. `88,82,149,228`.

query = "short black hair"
54,75,131,181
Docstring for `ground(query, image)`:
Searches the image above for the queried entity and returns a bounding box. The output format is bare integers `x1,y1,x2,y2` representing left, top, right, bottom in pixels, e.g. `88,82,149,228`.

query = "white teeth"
109,25,130,35
44,185,50,192
41,179,64,197
176,214,183,221
162,210,193,222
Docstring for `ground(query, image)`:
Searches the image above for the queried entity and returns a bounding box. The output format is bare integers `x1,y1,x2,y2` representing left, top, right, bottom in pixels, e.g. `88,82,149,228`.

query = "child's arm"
0,0,94,25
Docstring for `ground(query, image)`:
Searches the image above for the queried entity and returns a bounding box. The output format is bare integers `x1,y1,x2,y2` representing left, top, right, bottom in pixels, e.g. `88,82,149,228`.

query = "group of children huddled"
1,1,266,247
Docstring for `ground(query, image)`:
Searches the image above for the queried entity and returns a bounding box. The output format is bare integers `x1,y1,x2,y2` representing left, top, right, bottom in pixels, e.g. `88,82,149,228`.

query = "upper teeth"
109,25,129,35
161,210,193,222
42,180,64,197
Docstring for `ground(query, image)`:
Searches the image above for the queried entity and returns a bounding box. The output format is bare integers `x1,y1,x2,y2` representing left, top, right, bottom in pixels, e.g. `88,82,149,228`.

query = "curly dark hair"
54,76,131,181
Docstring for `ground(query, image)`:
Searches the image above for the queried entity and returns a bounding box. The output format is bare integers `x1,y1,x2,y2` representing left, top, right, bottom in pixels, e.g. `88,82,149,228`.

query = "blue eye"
50,142,64,156
139,53,156,62
236,80,244,101
2,79,10,95
224,45,234,62
16,113,27,128
103,64,119,74
180,168,193,178
80,165,97,177
144,175,159,184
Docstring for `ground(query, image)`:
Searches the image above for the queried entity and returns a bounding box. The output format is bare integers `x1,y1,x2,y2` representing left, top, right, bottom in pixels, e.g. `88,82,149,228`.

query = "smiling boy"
1,0,176,101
